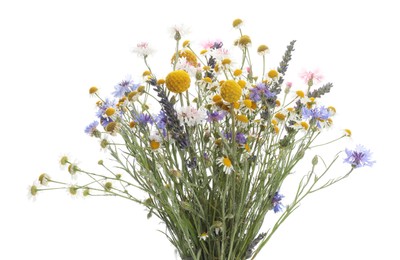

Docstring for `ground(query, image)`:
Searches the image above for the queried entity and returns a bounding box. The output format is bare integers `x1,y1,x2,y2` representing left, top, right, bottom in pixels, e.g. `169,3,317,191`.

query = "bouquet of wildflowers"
30,19,375,259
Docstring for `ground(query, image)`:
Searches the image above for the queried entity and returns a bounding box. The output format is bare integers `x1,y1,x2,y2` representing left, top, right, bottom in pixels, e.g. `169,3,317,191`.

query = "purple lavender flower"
249,82,275,102
206,111,226,122
112,75,140,98
272,192,284,213
344,145,375,168
84,121,99,136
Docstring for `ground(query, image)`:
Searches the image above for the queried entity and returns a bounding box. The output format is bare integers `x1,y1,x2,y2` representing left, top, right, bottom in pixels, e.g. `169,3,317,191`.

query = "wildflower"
344,129,352,137
68,162,80,178
172,49,198,67
344,145,375,168
284,82,292,94
249,83,274,102
271,192,284,213
232,18,243,29
27,182,39,201
96,98,117,127
267,69,279,79
220,80,242,103
149,132,162,150
133,112,153,126
237,35,252,48
302,106,330,128
67,184,80,198
38,173,51,186
177,106,206,126
300,69,323,85
84,121,100,137
165,70,191,93
217,156,234,174
59,155,69,168
112,75,139,98
170,24,190,41
199,232,209,241
89,86,98,95
206,110,226,122
257,44,269,55
132,42,155,57
104,181,113,192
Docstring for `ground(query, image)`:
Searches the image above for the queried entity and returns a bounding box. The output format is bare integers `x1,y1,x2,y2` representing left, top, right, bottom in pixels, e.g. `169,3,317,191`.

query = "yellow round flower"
165,70,191,93
257,44,269,55
220,80,242,103
268,69,279,79
238,35,251,47
89,86,98,95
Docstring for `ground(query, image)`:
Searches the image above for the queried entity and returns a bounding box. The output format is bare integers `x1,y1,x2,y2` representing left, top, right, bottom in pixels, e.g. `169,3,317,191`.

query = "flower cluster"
31,19,374,259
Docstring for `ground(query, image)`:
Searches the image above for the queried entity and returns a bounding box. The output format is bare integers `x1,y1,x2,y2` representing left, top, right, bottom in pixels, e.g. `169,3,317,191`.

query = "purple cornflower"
344,145,375,168
302,106,330,127
249,82,274,102
223,131,247,145
206,110,226,122
134,113,153,126
84,121,99,136
112,75,139,98
272,192,284,213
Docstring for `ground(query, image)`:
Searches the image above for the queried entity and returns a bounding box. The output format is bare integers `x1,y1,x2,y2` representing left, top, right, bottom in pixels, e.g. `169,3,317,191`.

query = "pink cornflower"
300,69,323,85
132,42,155,57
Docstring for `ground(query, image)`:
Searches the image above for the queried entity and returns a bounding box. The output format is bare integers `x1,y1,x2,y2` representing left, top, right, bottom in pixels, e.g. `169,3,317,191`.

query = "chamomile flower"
38,173,51,186
217,156,234,174
199,232,209,241
67,184,80,198
27,182,39,201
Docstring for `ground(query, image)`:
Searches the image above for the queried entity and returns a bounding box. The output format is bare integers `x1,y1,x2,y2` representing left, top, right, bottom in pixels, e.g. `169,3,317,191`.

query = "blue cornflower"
84,121,99,136
112,75,140,98
272,192,284,213
302,106,330,127
249,82,275,102
206,111,226,122
344,145,375,168
133,113,153,126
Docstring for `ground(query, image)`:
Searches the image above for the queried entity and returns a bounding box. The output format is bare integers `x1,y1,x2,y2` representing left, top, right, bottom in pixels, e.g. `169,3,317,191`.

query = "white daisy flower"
217,156,234,174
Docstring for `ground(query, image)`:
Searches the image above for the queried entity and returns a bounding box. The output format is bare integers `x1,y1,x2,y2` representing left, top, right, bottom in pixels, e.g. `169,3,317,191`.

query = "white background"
1,0,399,259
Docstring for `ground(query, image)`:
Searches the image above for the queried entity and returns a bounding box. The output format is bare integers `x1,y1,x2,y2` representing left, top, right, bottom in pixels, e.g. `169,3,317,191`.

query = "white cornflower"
169,24,190,40
177,106,206,126
132,42,155,57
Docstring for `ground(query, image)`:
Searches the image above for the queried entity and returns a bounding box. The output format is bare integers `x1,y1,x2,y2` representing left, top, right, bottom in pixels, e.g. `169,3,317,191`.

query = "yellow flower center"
89,86,98,94
257,44,269,54
232,18,243,28
236,114,249,123
238,35,251,47
220,80,242,103
203,77,212,84
165,70,191,93
150,140,160,150
300,121,309,130
105,107,116,117
171,50,198,67
274,112,286,121
243,99,252,109
142,70,151,77
344,129,352,136
182,40,190,47
222,157,232,167
222,58,231,65
233,69,242,76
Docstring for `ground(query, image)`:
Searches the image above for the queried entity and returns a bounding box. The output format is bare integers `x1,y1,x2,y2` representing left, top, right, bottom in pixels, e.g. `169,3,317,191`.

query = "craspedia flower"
267,69,279,79
165,70,191,93
220,80,242,103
